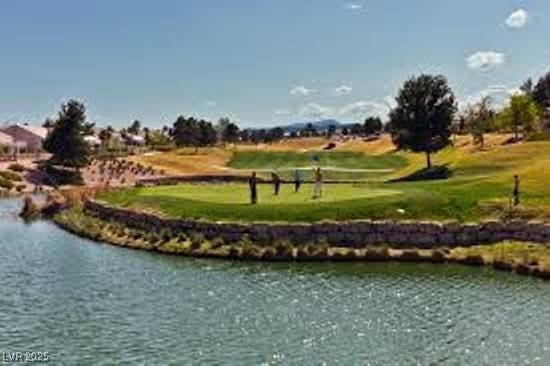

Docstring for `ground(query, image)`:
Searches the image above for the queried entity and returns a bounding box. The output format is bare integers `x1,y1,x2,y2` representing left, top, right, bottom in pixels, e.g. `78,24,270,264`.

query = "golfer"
294,169,302,193
313,167,322,199
271,171,281,196
249,171,258,204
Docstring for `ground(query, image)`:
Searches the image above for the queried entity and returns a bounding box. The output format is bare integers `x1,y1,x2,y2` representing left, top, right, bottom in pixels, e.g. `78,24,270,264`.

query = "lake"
0,198,549,364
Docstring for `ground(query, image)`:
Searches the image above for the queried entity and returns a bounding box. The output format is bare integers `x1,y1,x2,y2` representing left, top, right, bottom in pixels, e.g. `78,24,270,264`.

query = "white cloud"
338,100,390,119
299,103,335,118
290,85,316,96
461,85,522,110
466,51,506,70
344,3,364,11
334,84,353,95
273,109,291,116
505,9,529,29
297,99,391,120
383,95,397,110
204,100,218,108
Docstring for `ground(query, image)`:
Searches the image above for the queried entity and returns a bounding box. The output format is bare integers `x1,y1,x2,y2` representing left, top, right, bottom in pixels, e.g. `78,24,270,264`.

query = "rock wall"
84,201,550,248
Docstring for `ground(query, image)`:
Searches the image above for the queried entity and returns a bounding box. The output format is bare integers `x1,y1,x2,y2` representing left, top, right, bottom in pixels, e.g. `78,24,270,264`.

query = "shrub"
0,170,22,181
8,163,25,172
0,177,14,190
40,164,84,185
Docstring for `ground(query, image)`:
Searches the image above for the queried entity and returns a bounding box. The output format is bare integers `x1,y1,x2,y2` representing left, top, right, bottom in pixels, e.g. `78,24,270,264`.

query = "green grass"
100,140,550,223
227,151,407,180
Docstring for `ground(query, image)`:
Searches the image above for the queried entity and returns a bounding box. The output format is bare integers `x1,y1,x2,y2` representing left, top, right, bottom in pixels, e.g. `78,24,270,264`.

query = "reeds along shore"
53,205,550,280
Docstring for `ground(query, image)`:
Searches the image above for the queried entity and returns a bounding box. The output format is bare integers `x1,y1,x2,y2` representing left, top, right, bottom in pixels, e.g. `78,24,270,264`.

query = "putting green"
131,183,402,205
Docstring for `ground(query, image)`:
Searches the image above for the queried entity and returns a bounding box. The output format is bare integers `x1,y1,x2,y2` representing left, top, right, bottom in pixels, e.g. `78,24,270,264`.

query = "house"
0,123,48,153
0,131,14,147
84,135,102,147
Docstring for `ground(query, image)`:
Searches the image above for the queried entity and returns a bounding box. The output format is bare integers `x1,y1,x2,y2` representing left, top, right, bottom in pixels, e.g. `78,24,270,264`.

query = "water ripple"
0,198,549,364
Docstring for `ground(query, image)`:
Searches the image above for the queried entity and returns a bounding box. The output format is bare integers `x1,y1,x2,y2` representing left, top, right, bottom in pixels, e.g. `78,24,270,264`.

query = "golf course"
101,134,550,223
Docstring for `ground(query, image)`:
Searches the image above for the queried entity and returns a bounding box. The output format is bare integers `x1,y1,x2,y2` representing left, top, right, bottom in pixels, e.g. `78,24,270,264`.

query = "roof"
17,124,48,139
1,123,48,139
0,131,14,145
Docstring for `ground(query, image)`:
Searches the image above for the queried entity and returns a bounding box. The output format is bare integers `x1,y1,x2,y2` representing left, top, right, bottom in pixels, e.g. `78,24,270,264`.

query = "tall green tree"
171,116,199,147
98,126,114,146
496,94,540,140
533,72,550,108
221,121,240,144
197,120,218,147
389,74,456,168
464,96,494,147
43,100,91,168
364,117,383,135
128,119,142,135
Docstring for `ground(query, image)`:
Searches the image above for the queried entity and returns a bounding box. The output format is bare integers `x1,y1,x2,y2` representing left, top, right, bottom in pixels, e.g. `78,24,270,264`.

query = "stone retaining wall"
84,201,550,248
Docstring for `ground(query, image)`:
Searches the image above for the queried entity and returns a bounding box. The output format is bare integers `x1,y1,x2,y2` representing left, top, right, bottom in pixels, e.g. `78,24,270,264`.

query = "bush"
40,164,84,185
8,163,25,172
0,170,22,181
0,177,14,190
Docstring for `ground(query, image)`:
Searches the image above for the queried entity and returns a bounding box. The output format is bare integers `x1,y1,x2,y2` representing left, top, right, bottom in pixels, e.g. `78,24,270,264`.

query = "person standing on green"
294,169,302,193
249,171,258,204
313,167,322,199
271,171,281,196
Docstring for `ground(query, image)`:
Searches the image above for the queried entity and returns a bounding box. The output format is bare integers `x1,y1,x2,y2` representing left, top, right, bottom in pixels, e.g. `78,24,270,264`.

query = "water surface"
0,198,549,364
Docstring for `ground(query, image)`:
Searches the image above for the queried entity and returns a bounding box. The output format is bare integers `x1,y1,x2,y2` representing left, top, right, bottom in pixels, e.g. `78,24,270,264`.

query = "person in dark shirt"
249,171,258,204
512,175,520,206
271,171,281,196
294,169,302,193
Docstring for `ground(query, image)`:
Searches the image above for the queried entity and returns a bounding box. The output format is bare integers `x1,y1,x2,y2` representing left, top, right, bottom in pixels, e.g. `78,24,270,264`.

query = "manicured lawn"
227,151,407,181
99,177,523,223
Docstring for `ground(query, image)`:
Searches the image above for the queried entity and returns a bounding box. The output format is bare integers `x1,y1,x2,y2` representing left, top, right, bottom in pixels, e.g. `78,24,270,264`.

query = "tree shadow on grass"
388,164,452,183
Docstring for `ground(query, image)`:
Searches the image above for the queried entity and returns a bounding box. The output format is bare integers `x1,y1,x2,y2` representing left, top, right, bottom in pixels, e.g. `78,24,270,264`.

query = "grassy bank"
54,206,550,279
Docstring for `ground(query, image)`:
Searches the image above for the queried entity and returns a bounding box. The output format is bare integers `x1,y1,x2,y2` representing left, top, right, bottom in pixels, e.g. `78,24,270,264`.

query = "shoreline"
53,204,550,280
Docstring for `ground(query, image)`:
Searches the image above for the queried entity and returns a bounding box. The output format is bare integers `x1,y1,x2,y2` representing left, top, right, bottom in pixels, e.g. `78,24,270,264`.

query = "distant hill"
276,119,347,133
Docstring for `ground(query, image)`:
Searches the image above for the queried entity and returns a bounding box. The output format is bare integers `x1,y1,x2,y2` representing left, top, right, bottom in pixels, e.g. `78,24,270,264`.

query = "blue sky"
0,0,549,128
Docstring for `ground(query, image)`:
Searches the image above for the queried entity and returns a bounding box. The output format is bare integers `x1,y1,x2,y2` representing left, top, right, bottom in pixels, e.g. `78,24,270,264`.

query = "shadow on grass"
388,165,452,183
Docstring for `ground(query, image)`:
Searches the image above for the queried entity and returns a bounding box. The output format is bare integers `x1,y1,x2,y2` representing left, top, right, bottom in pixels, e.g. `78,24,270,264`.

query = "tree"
221,121,240,144
350,123,363,136
128,119,141,135
197,120,217,147
43,100,91,168
327,124,337,138
267,127,285,143
42,118,55,129
389,74,456,168
464,96,494,147
363,117,383,135
98,126,114,146
495,94,539,140
533,72,550,108
171,116,199,147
